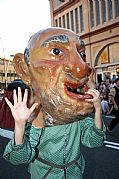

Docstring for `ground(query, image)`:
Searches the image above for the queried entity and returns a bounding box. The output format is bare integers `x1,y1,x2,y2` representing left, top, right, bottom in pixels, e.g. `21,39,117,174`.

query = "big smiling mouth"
64,82,93,100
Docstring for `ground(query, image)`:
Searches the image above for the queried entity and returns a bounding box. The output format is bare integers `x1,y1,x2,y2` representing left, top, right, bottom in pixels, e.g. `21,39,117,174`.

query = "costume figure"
3,27,105,179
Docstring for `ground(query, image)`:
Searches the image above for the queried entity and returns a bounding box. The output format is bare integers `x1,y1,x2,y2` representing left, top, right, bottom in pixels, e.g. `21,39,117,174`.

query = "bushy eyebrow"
41,34,69,47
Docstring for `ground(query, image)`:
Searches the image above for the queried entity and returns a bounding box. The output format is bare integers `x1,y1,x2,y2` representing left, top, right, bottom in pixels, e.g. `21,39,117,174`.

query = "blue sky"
0,0,51,59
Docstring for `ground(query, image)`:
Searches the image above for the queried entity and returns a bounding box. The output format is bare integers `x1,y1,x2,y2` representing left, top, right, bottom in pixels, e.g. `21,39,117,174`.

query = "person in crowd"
0,79,29,129
3,27,105,179
111,74,116,82
110,80,116,89
107,78,119,133
101,94,109,114
107,93,114,115
98,81,109,97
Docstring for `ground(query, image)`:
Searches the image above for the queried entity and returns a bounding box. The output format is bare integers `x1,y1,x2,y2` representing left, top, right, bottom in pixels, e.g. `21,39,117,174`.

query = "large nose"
63,50,92,79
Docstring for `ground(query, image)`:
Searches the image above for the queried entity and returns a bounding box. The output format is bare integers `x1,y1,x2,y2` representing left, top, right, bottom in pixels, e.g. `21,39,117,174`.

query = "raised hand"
5,87,38,126
85,89,102,129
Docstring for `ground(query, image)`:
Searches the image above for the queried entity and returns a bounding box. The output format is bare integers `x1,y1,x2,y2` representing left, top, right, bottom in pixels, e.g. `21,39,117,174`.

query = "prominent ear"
13,53,31,86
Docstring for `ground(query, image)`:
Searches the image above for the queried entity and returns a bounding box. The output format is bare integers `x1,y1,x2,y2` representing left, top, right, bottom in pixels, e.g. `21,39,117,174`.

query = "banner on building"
100,47,109,64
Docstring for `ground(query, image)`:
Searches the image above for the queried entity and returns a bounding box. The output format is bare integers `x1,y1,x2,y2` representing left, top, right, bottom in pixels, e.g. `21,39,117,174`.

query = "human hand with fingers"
85,89,102,129
5,87,38,126
85,89,101,110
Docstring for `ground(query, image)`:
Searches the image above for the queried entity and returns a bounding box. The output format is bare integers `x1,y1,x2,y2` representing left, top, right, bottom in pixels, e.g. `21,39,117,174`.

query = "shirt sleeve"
3,123,43,165
80,117,106,148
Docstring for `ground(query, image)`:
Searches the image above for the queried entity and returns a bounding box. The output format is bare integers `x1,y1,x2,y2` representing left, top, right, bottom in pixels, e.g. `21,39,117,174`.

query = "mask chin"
41,102,93,127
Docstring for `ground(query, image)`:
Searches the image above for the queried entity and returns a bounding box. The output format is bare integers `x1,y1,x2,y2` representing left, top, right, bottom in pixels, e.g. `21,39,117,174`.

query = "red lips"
64,80,93,100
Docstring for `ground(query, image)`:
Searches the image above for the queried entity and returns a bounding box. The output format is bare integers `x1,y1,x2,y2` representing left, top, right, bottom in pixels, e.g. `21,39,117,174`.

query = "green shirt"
3,117,105,179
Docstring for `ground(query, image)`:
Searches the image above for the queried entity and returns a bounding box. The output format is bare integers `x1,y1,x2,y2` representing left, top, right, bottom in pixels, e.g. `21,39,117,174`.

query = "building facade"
0,58,18,89
49,0,119,82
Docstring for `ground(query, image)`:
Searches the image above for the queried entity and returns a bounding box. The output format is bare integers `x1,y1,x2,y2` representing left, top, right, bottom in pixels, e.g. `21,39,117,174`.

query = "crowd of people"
96,76,117,115
96,76,119,133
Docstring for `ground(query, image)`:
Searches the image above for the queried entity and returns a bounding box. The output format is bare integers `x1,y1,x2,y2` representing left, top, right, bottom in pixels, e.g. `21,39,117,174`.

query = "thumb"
30,103,39,113
5,97,13,109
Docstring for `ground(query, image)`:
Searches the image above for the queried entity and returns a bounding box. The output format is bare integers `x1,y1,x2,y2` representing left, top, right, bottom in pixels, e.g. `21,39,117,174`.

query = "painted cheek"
32,59,64,78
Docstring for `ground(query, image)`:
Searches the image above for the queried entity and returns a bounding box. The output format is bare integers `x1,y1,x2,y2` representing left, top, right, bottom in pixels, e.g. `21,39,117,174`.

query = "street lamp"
0,37,7,89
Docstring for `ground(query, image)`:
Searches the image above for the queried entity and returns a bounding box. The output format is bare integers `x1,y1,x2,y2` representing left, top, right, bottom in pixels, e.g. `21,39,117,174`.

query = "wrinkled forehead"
24,28,85,63
28,28,84,48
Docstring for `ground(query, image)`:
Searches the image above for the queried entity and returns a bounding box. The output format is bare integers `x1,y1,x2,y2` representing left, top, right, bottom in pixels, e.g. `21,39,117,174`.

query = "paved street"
83,115,119,179
0,115,119,179
0,136,30,179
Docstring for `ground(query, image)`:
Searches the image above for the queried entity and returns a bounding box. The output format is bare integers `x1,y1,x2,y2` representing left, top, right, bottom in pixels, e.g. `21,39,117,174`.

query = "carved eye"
79,51,86,62
49,48,63,56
